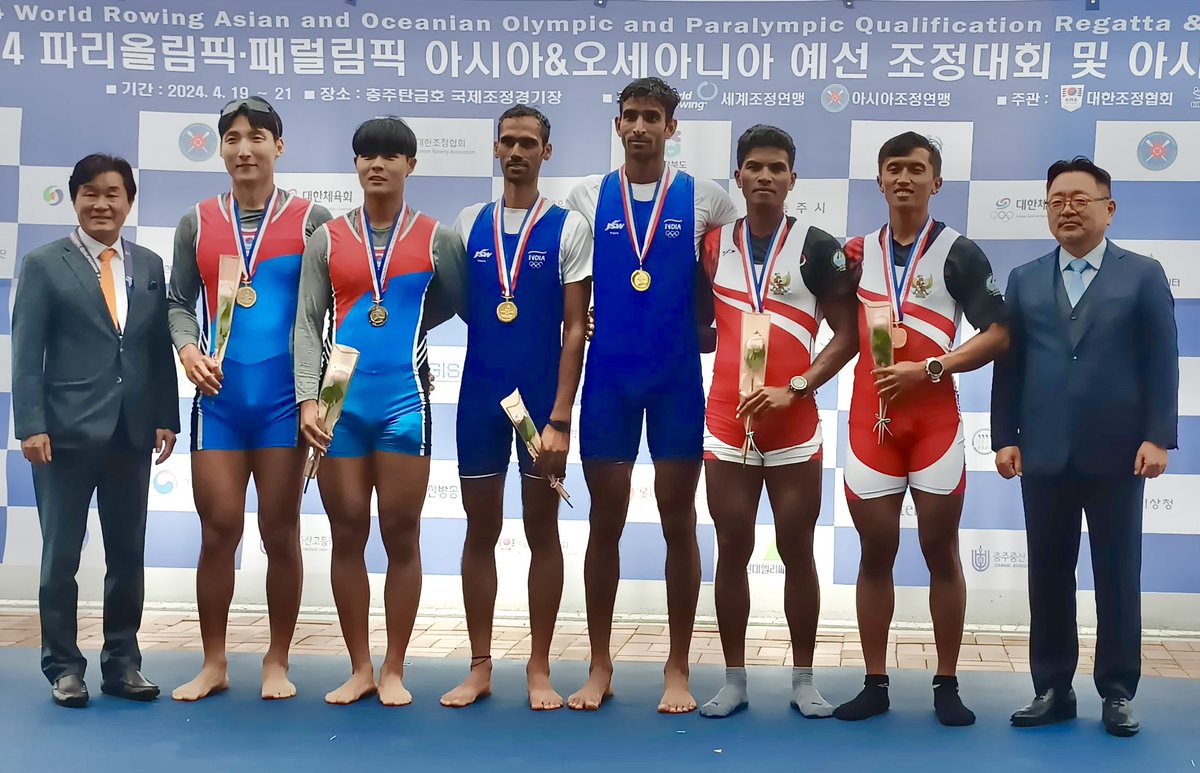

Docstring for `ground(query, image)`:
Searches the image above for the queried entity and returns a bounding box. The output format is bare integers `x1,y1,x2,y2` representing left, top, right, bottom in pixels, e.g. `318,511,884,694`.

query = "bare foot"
658,666,696,714
378,666,412,707
567,665,613,711
440,660,492,708
172,664,229,702
527,664,563,711
325,669,377,705
261,659,297,700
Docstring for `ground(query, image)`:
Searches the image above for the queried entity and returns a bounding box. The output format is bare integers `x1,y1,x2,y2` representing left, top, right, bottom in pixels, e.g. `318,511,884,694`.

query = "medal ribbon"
883,216,935,325
230,188,278,283
360,202,413,304
736,216,790,314
618,165,674,271
492,196,547,301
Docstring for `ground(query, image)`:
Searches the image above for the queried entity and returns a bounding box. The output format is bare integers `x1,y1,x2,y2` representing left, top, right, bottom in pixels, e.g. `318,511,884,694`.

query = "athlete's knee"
661,513,700,548
259,523,301,558
715,529,754,567
858,532,900,572
918,529,962,578
329,517,371,556
774,535,816,569
200,514,244,554
463,516,503,554
379,513,421,562
521,516,561,555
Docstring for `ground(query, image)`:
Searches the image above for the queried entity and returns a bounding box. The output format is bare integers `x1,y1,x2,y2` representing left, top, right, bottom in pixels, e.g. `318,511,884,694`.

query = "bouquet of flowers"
501,389,572,506
213,254,241,364
739,312,772,465
303,344,360,487
864,300,895,444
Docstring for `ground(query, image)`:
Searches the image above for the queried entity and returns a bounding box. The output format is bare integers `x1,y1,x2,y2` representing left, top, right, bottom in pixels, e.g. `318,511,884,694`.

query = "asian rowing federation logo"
1138,131,1177,171
526,250,547,269
769,272,792,295
472,248,492,262
971,546,991,572
911,274,934,298
821,83,849,113
178,122,217,162
663,219,683,238
985,274,1001,296
605,220,625,233
972,428,993,455
925,135,944,153
42,186,64,206
1060,85,1084,113
832,249,847,271
152,471,177,494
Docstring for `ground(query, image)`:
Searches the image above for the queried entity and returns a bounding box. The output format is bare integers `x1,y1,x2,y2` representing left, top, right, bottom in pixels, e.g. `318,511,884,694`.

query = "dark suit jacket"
990,240,1179,476
12,236,181,450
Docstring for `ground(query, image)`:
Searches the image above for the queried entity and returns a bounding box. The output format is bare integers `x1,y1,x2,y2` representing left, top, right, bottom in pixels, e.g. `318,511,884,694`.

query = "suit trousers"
33,414,151,683
1020,472,1144,701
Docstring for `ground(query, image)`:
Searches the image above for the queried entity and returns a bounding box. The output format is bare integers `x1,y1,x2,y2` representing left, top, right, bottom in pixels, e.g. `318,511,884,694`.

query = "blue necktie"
1064,258,1090,307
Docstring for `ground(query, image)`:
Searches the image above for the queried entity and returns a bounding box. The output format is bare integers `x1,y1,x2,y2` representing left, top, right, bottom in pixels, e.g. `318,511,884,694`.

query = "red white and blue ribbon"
736,215,790,313
618,165,674,271
492,195,547,300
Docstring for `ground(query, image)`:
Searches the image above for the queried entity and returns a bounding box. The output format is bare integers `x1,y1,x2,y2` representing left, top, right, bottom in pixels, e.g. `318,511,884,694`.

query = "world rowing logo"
179,122,217,162
1137,131,1177,171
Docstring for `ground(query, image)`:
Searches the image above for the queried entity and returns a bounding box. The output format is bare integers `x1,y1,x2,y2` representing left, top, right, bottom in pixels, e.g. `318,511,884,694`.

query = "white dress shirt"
77,228,128,331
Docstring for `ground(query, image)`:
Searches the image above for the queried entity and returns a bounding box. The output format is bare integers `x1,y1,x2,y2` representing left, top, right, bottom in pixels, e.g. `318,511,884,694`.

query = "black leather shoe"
52,675,89,708
100,670,160,701
1010,687,1077,727
1102,698,1139,737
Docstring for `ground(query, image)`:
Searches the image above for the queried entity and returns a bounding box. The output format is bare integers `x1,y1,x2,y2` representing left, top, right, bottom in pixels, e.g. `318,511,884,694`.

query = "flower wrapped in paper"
212,254,241,364
738,312,772,465
303,344,360,486
500,389,572,506
864,300,895,444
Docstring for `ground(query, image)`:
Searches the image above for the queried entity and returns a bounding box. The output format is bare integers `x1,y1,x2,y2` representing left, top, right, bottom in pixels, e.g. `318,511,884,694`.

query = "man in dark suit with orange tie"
991,157,1178,737
12,154,180,707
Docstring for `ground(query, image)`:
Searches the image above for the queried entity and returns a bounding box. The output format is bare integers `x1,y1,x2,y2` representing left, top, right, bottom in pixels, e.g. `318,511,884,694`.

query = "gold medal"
891,326,908,348
631,269,652,292
368,304,388,327
236,284,257,308
496,299,518,323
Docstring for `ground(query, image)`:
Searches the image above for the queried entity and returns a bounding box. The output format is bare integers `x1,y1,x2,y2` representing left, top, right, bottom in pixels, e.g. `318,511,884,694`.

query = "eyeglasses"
1046,194,1110,212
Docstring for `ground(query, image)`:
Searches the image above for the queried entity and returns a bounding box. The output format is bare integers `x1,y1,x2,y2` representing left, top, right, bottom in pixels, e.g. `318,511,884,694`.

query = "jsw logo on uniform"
473,248,493,261
605,220,625,233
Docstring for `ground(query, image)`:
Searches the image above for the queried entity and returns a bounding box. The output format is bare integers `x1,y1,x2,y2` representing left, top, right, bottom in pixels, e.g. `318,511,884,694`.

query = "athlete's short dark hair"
352,117,418,158
217,96,282,140
498,104,551,144
1046,156,1112,194
736,125,796,169
877,131,942,177
68,153,137,203
618,77,680,121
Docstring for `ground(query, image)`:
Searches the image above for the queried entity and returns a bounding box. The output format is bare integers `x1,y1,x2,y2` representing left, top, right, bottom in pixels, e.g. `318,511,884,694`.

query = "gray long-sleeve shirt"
166,191,333,352
292,209,467,403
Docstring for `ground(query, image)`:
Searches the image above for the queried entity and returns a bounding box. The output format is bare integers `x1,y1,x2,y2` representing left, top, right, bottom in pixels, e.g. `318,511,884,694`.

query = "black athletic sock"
933,676,976,727
833,674,889,721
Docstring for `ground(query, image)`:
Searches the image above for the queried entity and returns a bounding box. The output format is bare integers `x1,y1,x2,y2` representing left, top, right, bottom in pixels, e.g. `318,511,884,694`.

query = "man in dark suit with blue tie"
12,154,180,707
991,157,1178,737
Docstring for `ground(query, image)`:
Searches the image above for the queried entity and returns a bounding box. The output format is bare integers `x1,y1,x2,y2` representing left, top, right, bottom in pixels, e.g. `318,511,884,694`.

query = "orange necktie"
98,248,119,330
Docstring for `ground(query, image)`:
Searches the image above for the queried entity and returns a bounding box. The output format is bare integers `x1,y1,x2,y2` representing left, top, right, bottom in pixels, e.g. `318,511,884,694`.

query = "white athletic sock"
791,667,833,718
700,667,749,718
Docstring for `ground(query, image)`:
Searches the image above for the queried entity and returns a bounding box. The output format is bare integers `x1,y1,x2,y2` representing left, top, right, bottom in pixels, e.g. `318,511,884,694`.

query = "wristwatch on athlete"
547,419,571,433
788,375,810,398
925,357,946,384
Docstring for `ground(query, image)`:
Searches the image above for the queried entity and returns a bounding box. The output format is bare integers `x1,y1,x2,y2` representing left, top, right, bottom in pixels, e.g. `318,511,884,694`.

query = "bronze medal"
236,284,257,308
368,304,388,327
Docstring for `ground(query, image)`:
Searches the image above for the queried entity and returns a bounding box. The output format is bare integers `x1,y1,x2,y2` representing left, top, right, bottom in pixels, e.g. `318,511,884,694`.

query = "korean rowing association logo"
179,122,217,162
821,83,849,113
1137,131,1177,171
1059,85,1084,113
